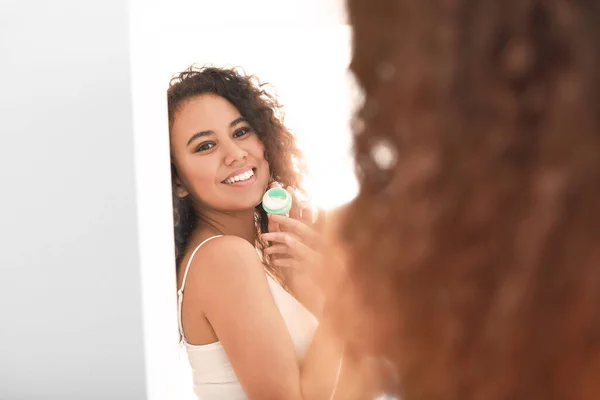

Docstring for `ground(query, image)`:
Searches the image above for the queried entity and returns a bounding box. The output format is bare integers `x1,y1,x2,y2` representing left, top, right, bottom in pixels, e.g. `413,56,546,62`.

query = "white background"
130,1,355,398
0,0,354,399
0,1,147,399
160,26,356,400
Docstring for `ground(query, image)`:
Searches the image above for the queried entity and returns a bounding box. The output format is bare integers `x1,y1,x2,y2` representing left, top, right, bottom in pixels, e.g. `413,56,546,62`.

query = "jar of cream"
262,187,293,216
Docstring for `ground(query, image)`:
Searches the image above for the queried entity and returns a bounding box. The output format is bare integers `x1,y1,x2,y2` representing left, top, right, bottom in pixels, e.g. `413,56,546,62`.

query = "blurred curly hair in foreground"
338,1,600,399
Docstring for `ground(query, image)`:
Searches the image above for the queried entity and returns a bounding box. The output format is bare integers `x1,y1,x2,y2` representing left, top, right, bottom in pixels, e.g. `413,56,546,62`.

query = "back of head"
341,1,600,399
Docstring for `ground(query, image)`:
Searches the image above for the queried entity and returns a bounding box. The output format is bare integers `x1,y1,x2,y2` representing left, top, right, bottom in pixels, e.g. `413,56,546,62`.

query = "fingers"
268,219,280,233
261,231,319,265
301,203,314,225
267,214,321,249
313,207,327,233
262,230,300,244
268,243,322,277
301,204,321,226
270,256,297,269
269,184,319,229
264,244,289,256
260,231,294,246
286,186,319,226
287,186,302,220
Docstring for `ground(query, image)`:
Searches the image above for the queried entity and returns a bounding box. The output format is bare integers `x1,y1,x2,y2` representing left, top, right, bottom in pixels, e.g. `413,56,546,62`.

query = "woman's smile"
221,167,258,187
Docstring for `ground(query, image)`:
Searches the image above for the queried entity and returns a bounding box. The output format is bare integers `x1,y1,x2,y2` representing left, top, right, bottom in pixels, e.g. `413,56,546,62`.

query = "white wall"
0,1,147,399
130,1,355,397
1,1,352,399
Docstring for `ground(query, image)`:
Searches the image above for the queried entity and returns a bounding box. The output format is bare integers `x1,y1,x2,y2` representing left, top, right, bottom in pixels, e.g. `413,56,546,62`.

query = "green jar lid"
262,187,292,215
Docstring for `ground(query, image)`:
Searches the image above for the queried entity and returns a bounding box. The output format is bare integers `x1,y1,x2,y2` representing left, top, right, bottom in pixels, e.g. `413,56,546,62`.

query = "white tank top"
177,235,318,399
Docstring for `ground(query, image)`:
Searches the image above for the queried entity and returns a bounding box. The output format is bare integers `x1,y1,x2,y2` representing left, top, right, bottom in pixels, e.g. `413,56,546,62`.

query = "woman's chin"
223,199,265,213
215,183,268,212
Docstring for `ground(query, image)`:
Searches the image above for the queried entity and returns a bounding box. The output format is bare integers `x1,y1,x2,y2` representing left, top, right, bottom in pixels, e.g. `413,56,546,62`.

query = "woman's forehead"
172,94,242,141
178,94,239,124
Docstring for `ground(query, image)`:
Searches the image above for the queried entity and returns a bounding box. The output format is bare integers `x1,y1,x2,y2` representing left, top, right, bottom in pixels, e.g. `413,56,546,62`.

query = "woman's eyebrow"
186,129,214,146
186,117,247,147
230,116,247,127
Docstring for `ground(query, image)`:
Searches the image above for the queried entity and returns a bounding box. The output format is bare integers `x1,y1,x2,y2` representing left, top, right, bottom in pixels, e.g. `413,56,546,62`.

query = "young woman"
337,0,600,399
168,66,346,400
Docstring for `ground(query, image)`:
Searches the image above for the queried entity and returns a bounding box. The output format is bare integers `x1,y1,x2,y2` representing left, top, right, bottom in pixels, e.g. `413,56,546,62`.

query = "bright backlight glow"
159,26,358,210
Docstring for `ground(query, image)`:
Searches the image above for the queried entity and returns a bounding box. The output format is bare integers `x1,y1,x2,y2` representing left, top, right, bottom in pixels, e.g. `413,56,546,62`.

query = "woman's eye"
233,127,252,138
195,142,215,152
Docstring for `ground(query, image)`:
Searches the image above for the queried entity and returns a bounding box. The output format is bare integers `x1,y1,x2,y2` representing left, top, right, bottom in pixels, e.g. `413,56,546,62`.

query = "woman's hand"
261,185,328,316
262,213,323,275
262,186,323,279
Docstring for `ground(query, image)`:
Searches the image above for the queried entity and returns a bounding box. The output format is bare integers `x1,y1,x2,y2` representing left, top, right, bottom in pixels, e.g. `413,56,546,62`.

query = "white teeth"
224,169,254,184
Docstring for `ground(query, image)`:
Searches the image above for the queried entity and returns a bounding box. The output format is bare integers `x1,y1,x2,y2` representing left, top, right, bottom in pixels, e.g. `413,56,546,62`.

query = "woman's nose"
223,140,248,166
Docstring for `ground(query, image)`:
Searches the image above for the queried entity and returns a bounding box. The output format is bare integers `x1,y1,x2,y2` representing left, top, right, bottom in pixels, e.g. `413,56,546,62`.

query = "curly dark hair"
338,1,600,399
167,65,304,275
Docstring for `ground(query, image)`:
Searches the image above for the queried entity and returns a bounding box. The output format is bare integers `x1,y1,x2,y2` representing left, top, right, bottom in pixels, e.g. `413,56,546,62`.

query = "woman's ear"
175,178,189,198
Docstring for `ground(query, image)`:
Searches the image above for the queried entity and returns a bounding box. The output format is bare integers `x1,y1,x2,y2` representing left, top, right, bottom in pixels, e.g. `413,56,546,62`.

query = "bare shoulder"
183,236,266,299
191,235,259,265
189,235,305,398
195,235,262,272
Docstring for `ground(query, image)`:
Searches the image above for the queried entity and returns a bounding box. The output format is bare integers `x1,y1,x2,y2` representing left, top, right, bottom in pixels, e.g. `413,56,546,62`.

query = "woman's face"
170,93,270,212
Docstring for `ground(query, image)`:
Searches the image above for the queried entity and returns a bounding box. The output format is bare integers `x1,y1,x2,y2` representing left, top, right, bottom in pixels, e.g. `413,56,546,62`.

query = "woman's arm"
283,268,326,318
263,185,327,317
263,208,335,319
183,235,344,400
299,208,383,400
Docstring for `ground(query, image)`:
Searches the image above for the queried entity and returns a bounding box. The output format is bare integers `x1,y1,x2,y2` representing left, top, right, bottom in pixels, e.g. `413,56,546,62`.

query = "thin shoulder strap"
177,235,224,341
179,235,224,295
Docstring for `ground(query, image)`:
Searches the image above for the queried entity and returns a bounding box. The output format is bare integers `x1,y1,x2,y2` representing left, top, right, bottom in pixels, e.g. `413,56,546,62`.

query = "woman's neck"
194,207,257,244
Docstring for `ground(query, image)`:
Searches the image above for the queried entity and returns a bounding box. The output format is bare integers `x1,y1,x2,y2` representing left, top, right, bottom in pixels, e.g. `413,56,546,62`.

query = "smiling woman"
167,67,302,271
166,66,352,400
170,94,270,233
